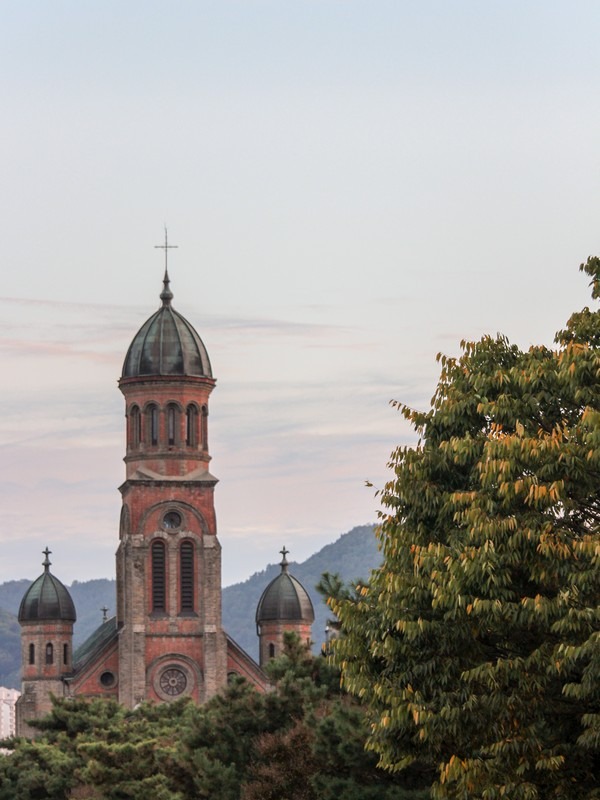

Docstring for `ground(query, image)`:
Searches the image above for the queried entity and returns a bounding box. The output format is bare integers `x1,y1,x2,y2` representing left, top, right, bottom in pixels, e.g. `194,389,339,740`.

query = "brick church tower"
116,267,227,706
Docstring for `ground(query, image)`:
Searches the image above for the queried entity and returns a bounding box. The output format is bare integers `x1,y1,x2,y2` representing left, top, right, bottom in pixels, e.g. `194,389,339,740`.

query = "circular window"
159,667,187,696
162,511,182,530
100,671,116,688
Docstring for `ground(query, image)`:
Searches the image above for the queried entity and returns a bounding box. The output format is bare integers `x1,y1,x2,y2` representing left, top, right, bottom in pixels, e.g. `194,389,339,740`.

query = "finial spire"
155,227,177,307
279,546,289,572
42,547,52,571
101,606,109,622
160,268,173,307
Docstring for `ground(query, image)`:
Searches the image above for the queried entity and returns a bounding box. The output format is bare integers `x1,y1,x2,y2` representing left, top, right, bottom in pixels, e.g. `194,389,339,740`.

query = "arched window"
146,404,159,446
167,404,178,446
45,643,54,665
151,540,166,612
269,643,275,659
119,504,130,538
29,643,35,665
201,405,208,451
180,541,194,612
186,405,198,447
63,643,69,666
130,405,141,448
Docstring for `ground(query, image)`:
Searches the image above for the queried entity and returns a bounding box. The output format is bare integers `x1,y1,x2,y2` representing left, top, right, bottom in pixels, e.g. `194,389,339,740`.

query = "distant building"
16,262,314,737
0,687,20,739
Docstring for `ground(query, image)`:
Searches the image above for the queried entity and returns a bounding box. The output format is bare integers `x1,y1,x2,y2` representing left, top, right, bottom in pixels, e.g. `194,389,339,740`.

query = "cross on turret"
155,228,177,307
154,227,178,272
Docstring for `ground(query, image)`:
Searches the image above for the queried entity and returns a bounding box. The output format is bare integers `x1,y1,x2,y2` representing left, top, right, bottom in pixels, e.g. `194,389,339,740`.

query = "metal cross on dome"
154,227,178,271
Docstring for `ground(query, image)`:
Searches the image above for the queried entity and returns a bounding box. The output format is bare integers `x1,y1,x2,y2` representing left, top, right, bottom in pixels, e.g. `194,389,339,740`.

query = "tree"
242,633,428,800
0,697,187,800
330,258,600,799
241,720,317,800
1,633,426,799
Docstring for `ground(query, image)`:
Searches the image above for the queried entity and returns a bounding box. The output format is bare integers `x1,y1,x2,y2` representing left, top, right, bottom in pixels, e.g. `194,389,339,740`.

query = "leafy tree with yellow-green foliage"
330,258,600,799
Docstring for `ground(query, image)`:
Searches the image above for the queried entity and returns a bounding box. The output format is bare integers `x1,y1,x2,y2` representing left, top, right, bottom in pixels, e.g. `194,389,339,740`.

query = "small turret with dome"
16,549,76,737
255,547,315,666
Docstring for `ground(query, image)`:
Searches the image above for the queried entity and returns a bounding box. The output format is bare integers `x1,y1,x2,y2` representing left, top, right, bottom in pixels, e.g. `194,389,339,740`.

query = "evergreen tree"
1,634,425,798
330,258,600,798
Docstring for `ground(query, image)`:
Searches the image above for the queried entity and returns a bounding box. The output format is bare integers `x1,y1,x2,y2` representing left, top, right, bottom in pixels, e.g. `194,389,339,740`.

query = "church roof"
121,270,212,379
18,550,76,623
73,616,118,672
255,549,315,624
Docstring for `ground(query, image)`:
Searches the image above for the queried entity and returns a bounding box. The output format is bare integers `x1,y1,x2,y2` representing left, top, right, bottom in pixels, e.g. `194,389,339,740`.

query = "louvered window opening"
152,541,166,612
130,406,141,448
148,405,159,446
186,405,198,446
180,541,194,612
168,405,177,446
201,406,208,450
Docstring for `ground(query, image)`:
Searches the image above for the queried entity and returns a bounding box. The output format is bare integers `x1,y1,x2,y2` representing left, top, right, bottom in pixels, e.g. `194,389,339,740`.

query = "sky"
1,1,600,588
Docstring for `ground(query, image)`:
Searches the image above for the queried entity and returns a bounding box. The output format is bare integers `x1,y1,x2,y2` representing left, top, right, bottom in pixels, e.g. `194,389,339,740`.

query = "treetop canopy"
331,256,600,800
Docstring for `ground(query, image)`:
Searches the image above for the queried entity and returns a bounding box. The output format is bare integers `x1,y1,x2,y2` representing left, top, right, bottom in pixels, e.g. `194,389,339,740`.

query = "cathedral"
15,265,315,737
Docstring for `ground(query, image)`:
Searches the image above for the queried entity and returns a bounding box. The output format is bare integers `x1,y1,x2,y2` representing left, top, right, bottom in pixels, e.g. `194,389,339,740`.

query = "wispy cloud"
0,295,414,585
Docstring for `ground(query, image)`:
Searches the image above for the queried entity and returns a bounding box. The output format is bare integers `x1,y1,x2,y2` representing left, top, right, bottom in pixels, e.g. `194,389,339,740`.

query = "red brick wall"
226,638,270,692
258,620,313,667
70,641,119,699
20,620,74,681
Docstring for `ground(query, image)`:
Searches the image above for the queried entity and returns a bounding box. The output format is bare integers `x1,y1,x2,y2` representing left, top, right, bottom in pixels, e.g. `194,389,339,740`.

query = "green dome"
121,271,212,379
18,550,76,623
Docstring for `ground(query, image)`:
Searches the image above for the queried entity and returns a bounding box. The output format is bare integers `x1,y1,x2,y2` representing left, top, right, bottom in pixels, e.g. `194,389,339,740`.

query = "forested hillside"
0,609,20,689
0,524,379,688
